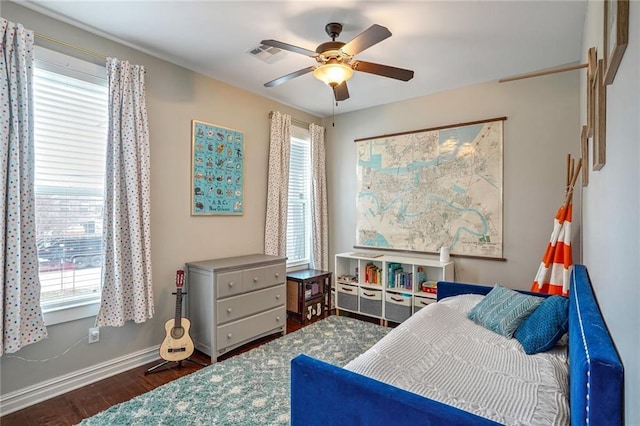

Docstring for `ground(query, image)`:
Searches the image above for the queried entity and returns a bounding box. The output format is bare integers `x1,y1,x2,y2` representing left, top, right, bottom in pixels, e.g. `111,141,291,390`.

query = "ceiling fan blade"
353,60,414,81
333,81,350,102
264,66,315,87
260,39,318,57
341,24,392,56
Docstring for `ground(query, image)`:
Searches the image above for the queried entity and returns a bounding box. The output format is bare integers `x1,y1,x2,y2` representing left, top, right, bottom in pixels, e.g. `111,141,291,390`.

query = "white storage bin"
336,283,358,312
413,294,436,314
385,292,412,323
359,287,383,317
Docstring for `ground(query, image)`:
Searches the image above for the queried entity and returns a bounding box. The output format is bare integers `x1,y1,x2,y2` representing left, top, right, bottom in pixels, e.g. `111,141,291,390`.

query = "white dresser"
185,254,287,362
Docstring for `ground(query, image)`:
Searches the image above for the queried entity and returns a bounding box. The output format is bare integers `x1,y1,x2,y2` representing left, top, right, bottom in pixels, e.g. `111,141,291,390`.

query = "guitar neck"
174,288,183,328
174,270,185,328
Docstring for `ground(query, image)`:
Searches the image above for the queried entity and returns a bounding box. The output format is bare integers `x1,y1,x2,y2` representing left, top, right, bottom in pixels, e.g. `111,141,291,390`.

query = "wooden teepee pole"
564,158,582,206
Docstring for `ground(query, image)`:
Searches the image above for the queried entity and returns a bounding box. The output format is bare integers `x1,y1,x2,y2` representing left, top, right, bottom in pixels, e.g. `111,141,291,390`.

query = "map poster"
191,120,244,215
355,117,504,259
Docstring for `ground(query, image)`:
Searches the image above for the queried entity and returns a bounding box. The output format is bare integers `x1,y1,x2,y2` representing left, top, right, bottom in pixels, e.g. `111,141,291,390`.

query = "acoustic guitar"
159,270,195,362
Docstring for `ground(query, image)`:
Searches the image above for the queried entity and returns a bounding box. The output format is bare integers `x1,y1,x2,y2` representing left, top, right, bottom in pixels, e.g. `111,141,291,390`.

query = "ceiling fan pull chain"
332,100,335,127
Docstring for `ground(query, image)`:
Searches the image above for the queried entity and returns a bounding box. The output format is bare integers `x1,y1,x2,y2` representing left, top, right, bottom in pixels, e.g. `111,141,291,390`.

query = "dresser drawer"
243,266,268,291
216,284,285,325
216,270,244,298
217,306,285,351
267,263,286,286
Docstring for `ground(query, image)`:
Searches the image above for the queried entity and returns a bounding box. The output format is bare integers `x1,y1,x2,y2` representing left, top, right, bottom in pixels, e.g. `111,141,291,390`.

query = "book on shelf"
387,263,402,288
393,270,413,290
364,262,382,285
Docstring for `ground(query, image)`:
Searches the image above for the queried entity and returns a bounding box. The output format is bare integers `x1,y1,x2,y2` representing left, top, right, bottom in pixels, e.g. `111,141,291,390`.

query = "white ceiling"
16,0,587,118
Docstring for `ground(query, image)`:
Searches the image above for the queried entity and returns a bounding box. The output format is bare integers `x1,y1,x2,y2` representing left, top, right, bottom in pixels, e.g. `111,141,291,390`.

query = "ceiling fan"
262,23,414,102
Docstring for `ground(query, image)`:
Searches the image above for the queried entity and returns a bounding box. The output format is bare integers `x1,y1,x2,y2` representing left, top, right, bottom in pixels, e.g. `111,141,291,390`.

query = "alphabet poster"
191,120,243,215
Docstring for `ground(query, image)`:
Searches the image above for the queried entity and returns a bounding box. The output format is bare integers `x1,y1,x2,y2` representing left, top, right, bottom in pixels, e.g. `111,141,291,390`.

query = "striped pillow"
468,284,544,338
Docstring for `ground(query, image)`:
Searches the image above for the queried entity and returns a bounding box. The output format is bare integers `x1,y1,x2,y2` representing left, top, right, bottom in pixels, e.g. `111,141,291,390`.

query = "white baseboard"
0,345,161,416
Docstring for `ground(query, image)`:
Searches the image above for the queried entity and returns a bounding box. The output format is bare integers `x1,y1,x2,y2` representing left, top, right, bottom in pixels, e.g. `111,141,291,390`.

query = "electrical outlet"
88,327,100,343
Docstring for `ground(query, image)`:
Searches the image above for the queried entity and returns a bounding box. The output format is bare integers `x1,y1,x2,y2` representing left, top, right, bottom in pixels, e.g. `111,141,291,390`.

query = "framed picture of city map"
354,117,505,259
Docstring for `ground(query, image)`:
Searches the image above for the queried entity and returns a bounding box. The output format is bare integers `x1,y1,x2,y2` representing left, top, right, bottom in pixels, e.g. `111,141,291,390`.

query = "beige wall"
1,2,320,396
6,3,637,423
325,71,581,288
580,1,639,423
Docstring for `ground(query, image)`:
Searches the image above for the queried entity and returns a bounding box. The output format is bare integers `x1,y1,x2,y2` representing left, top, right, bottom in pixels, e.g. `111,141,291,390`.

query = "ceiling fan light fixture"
313,63,354,87
262,22,413,102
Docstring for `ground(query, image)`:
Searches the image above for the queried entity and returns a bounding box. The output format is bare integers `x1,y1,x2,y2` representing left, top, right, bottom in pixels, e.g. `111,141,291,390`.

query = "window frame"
33,46,108,325
286,125,312,269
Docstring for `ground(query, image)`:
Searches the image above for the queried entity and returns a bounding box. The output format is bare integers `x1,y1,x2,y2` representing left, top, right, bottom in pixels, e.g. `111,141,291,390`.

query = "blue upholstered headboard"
291,264,624,425
568,265,623,425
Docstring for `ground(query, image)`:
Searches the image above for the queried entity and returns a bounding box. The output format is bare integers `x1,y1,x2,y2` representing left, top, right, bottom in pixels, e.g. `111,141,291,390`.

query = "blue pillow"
514,295,569,354
468,284,544,338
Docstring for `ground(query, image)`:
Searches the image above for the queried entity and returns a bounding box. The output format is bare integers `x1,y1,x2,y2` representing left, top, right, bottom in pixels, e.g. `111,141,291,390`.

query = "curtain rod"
268,111,310,129
35,32,107,61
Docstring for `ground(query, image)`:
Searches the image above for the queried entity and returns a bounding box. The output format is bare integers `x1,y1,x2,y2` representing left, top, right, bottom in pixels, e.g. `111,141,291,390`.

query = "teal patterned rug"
80,315,390,425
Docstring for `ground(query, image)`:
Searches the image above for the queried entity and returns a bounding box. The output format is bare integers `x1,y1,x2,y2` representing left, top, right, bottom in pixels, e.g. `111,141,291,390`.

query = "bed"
290,264,623,425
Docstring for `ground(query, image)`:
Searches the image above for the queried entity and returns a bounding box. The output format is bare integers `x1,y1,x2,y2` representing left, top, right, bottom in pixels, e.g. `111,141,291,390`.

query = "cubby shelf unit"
334,252,454,323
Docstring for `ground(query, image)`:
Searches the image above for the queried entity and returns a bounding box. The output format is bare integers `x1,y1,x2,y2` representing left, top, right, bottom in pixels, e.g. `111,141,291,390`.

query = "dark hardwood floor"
0,314,322,426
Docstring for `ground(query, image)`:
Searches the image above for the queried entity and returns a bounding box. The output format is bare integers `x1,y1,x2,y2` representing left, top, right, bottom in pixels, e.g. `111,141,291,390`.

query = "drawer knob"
253,277,258,282
227,308,232,313
227,333,232,339
275,273,279,278
228,281,234,287
276,294,281,300
276,316,281,321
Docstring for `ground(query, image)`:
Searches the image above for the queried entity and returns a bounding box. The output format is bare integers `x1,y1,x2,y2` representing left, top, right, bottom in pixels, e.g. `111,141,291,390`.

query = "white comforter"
344,296,570,425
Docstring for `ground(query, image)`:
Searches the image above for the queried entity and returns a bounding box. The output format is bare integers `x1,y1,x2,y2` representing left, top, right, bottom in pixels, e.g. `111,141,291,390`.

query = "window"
33,47,108,321
286,126,312,267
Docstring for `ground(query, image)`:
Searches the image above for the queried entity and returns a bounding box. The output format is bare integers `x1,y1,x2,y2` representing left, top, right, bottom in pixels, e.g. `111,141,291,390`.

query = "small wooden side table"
286,269,333,324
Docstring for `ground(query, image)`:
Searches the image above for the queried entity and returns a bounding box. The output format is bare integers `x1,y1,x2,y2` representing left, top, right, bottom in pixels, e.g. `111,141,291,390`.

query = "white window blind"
33,49,108,312
287,133,311,266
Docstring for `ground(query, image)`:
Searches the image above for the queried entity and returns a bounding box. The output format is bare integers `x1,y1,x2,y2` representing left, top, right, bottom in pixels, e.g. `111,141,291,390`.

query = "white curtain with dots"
264,112,291,257
310,123,328,271
0,18,48,355
96,57,154,327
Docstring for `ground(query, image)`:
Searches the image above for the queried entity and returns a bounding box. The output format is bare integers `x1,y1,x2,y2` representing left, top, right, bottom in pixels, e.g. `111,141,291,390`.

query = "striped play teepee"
531,155,582,296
